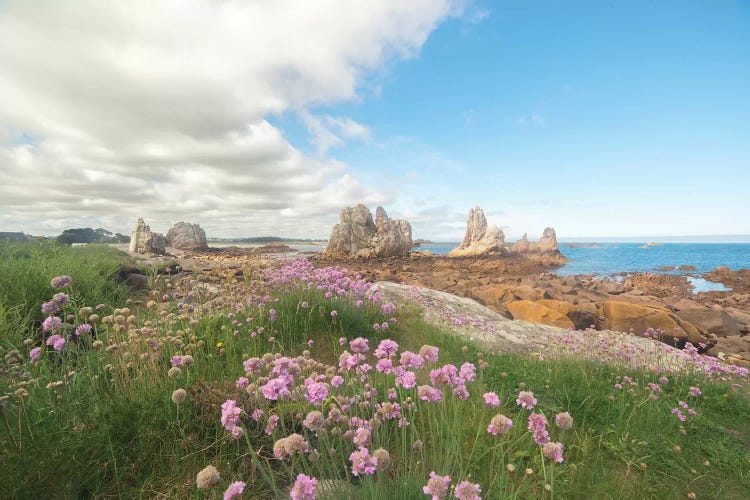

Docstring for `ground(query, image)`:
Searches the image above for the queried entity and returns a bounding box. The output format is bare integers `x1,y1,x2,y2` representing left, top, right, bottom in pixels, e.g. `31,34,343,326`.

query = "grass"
0,243,748,499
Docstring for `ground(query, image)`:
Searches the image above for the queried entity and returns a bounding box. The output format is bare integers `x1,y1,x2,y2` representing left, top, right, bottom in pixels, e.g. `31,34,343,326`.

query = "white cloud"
0,0,462,237
516,112,545,127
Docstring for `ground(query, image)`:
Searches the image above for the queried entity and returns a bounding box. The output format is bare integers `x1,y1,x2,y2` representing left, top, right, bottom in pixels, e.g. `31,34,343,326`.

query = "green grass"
0,244,748,499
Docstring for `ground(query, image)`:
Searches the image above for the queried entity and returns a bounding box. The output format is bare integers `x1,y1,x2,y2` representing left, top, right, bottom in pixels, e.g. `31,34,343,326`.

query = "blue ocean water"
556,243,750,276
414,242,750,277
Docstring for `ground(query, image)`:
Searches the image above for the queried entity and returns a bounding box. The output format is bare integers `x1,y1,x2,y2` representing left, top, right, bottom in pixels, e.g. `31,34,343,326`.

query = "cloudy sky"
1,1,748,241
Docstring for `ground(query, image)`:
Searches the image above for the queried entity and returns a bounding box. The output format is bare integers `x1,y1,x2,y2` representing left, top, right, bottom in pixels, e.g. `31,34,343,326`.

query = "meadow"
0,241,748,499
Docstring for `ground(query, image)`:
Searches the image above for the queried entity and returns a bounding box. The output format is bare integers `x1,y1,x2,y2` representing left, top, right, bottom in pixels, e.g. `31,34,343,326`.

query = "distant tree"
57,227,129,245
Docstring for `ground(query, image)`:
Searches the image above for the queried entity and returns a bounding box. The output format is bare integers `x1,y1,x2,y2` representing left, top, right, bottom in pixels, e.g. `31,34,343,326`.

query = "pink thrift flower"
290,473,318,500
376,358,394,373
689,386,702,397
381,322,389,329
374,339,399,358
330,310,338,317
251,409,264,421
30,347,41,363
483,392,500,407
223,481,245,500
50,275,72,288
265,414,279,435
396,370,417,389
543,441,564,463
419,345,440,363
555,411,573,430
331,375,344,387
454,480,482,500
304,379,329,404
42,316,62,333
516,391,537,409
220,400,242,433
46,334,65,351
459,362,476,383
235,377,249,389
349,337,369,353
423,471,451,499
487,414,513,436
261,377,291,400
453,385,469,399
349,447,377,476
417,385,443,403
528,413,550,445
400,351,425,370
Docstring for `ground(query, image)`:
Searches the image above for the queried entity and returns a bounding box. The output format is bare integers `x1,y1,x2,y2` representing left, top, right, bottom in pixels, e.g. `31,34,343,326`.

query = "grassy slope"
0,244,748,499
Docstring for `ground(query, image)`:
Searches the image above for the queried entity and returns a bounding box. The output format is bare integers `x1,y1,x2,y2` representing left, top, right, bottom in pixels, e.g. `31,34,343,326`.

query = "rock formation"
166,222,208,250
512,227,559,254
129,218,166,255
323,204,412,258
448,207,506,257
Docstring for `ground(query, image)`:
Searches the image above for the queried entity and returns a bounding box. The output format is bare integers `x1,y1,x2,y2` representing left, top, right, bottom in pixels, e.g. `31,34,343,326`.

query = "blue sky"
275,0,750,240
1,1,748,241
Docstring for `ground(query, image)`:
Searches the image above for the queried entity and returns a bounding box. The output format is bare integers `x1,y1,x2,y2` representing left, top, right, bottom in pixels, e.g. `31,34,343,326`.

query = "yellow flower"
216,342,223,348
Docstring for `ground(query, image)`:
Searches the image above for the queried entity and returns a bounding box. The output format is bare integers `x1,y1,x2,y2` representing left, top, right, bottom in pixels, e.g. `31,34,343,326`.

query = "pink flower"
330,310,338,317
459,362,476,383
516,391,537,409
689,386,702,397
527,413,549,445
543,441,564,463
423,471,450,499
265,414,279,435
220,400,242,434
331,375,344,387
417,385,443,403
45,334,65,351
430,365,458,387
290,473,318,500
251,409,264,421
419,345,439,363
223,480,245,500
483,392,500,407
261,376,291,400
454,480,482,500
30,347,41,363
555,412,573,430
75,323,92,336
376,358,394,373
304,379,329,404
349,447,377,476
400,351,425,370
453,385,469,399
381,322,389,329
349,337,369,353
374,339,399,358
487,414,513,436
42,316,62,333
235,377,249,389
396,369,416,389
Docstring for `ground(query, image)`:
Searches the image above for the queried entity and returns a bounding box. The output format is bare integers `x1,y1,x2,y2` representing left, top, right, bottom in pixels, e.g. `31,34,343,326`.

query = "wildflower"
459,362,476,383
290,473,318,500
516,391,537,409
417,385,443,403
172,389,187,404
274,433,309,458
396,370,417,389
689,386,702,397
528,413,550,445
349,447,377,476
483,392,500,407
525,468,534,476
454,480,482,500
419,345,440,363
375,339,399,358
303,411,324,431
220,399,242,431
423,471,450,499
265,414,279,434
269,309,277,322
29,347,41,363
216,342,223,348
349,337,369,353
196,465,220,489
543,441,564,463
46,334,65,351
301,301,309,309
487,414,513,436
400,351,425,370
506,464,516,472
555,412,573,430
413,439,424,451
373,448,391,471
42,316,62,333
261,377,291,400
659,376,669,385
223,481,245,500
671,408,687,421
41,301,59,314
305,379,329,404
251,409,263,421
52,292,69,306
235,377,249,389
168,367,182,379
331,375,344,387
381,321,389,329
50,275,72,288
75,323,92,336
330,310,338,318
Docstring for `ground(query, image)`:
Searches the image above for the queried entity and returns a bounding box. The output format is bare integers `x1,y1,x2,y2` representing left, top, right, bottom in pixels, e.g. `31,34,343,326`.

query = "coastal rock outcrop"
448,207,506,257
323,204,412,258
129,218,166,255
598,300,716,351
512,227,560,254
166,222,208,250
507,300,575,329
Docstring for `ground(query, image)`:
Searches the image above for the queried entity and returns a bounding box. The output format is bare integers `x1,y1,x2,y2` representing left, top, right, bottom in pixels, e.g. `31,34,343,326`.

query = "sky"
1,0,748,241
